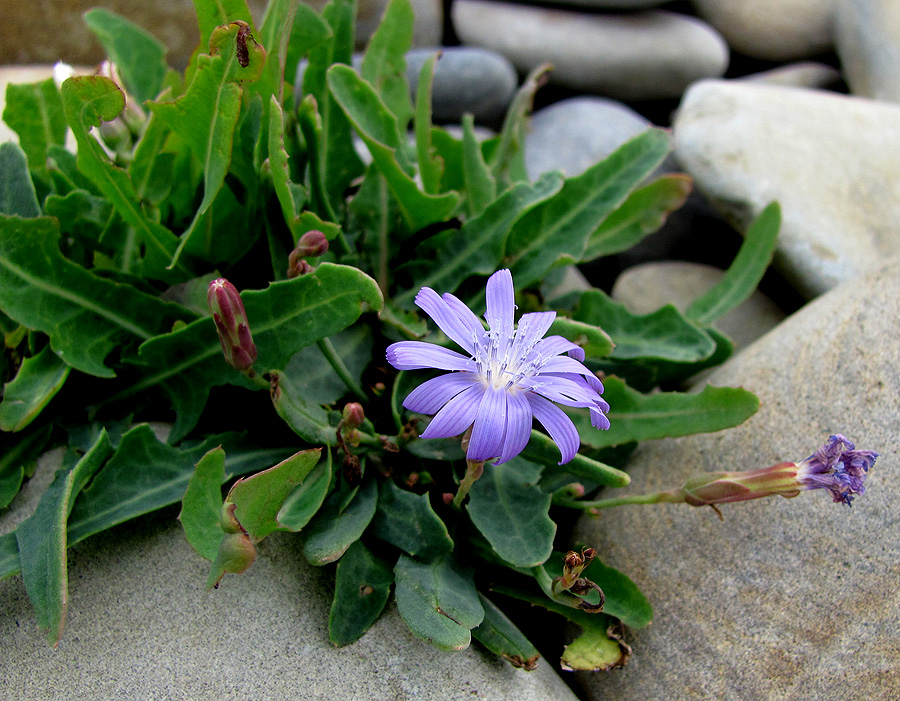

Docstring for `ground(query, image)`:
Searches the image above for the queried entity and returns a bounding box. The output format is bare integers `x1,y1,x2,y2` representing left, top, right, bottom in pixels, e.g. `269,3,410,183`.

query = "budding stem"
553,491,682,510
452,458,485,510
316,337,367,404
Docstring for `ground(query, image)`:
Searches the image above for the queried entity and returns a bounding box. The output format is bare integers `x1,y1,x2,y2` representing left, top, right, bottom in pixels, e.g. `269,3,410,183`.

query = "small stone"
575,262,900,699
739,61,843,90
673,80,900,299
835,0,900,102
407,47,518,126
525,97,654,179
452,0,729,101
690,0,836,61
611,261,785,350
539,0,669,7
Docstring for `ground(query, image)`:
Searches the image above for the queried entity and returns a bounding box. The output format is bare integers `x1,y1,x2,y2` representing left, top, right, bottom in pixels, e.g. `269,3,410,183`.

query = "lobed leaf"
369,480,453,560
328,540,394,646
0,346,70,432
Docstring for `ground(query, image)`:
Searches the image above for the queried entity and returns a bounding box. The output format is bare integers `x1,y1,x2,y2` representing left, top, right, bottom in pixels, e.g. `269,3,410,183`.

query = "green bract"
0,0,780,667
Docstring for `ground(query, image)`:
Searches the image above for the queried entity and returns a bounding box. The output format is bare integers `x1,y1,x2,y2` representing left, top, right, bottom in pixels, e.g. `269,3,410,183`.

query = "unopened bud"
288,230,328,278
208,278,257,371
207,532,257,589
342,402,365,429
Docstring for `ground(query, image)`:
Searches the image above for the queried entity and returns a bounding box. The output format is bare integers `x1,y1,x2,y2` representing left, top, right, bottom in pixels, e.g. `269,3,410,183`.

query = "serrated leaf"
573,288,715,362
269,97,311,240
0,216,193,378
360,0,414,130
394,172,564,308
16,431,113,646
472,593,540,669
179,447,227,561
571,376,759,450
328,540,394,646
277,450,332,531
60,76,188,281
505,129,671,289
84,9,168,104
0,142,40,218
227,448,321,541
414,52,443,195
369,480,453,560
124,264,382,441
685,201,781,326
303,477,377,565
581,174,692,262
327,64,458,232
394,554,484,651
1,78,67,173
0,346,70,431
467,458,555,568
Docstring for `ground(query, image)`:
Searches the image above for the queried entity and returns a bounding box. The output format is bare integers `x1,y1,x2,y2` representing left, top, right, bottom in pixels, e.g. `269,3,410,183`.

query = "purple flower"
386,269,609,464
796,434,877,506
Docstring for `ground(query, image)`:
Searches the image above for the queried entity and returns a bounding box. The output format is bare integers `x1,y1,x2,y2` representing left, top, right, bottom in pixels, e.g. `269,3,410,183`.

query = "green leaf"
126,263,382,441
369,480,453,560
360,0,414,130
179,447,227,561
521,429,630,488
128,110,172,204
685,201,781,326
60,76,188,280
282,325,374,405
547,315,613,359
227,448,321,541
303,477,377,565
254,0,296,117
84,9,168,104
271,370,341,446
394,172,564,308
394,554,484,651
328,540,394,646
0,426,52,510
461,114,496,217
277,450,332,531
505,129,671,289
268,97,311,241
2,78,67,173
581,174,692,262
285,3,333,86
413,52,443,195
0,216,193,378
327,64,459,232
472,593,540,669
43,190,117,254
573,288,716,362
0,142,40,218
0,532,19,580
192,0,255,58
0,346,70,431
571,376,759,450
16,431,113,645
467,458,554,567
206,531,257,589
148,23,264,268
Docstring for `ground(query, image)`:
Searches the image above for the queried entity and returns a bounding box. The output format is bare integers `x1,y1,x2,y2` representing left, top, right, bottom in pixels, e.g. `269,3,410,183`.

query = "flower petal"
415,287,477,356
420,383,485,439
537,355,597,379
521,374,607,410
386,341,477,372
442,292,488,350
484,269,515,339
495,389,533,464
403,372,479,415
528,335,585,363
508,311,556,363
527,393,579,464
467,385,509,462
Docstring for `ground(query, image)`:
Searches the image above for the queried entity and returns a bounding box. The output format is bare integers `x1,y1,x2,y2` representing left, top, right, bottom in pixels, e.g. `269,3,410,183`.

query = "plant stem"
452,458,485,509
554,491,682,510
376,175,389,295
316,338,367,403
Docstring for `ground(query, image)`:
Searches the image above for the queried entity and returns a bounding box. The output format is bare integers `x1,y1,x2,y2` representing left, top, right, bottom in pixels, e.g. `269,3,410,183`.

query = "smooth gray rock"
452,0,729,100
611,261,785,350
525,97,653,179
539,0,668,7
407,47,518,126
576,262,900,700
691,0,836,61
835,0,900,102
673,80,900,299
740,61,843,90
0,456,579,700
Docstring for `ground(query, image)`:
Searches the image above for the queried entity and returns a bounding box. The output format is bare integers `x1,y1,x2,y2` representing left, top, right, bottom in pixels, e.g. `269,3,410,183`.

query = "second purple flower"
386,269,610,465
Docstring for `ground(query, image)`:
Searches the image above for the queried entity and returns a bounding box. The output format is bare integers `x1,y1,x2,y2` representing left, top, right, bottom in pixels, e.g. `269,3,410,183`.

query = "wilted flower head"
795,434,877,505
208,278,257,372
386,269,609,465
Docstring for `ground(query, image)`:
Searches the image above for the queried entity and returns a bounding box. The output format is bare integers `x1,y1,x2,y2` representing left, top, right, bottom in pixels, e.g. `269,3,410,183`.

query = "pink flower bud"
342,402,365,429
287,230,328,278
208,278,258,372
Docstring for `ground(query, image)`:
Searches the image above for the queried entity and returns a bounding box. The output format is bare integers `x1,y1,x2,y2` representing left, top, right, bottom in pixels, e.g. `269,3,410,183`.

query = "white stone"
691,0,836,61
739,61,843,90
673,80,900,299
452,0,729,101
835,0,900,102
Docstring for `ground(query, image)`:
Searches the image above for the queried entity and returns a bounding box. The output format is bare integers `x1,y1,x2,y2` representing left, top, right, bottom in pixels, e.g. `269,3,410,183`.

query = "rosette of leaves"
0,0,779,669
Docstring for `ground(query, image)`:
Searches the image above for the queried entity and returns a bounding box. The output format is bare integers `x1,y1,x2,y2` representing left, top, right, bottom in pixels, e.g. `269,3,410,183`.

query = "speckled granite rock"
611,261,785,350
690,0,836,61
835,0,900,103
674,79,900,299
0,453,579,700
452,0,729,100
575,262,900,700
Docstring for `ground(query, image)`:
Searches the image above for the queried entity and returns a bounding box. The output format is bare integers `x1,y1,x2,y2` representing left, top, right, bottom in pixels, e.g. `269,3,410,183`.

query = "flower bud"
287,230,328,278
208,278,258,371
342,402,365,429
